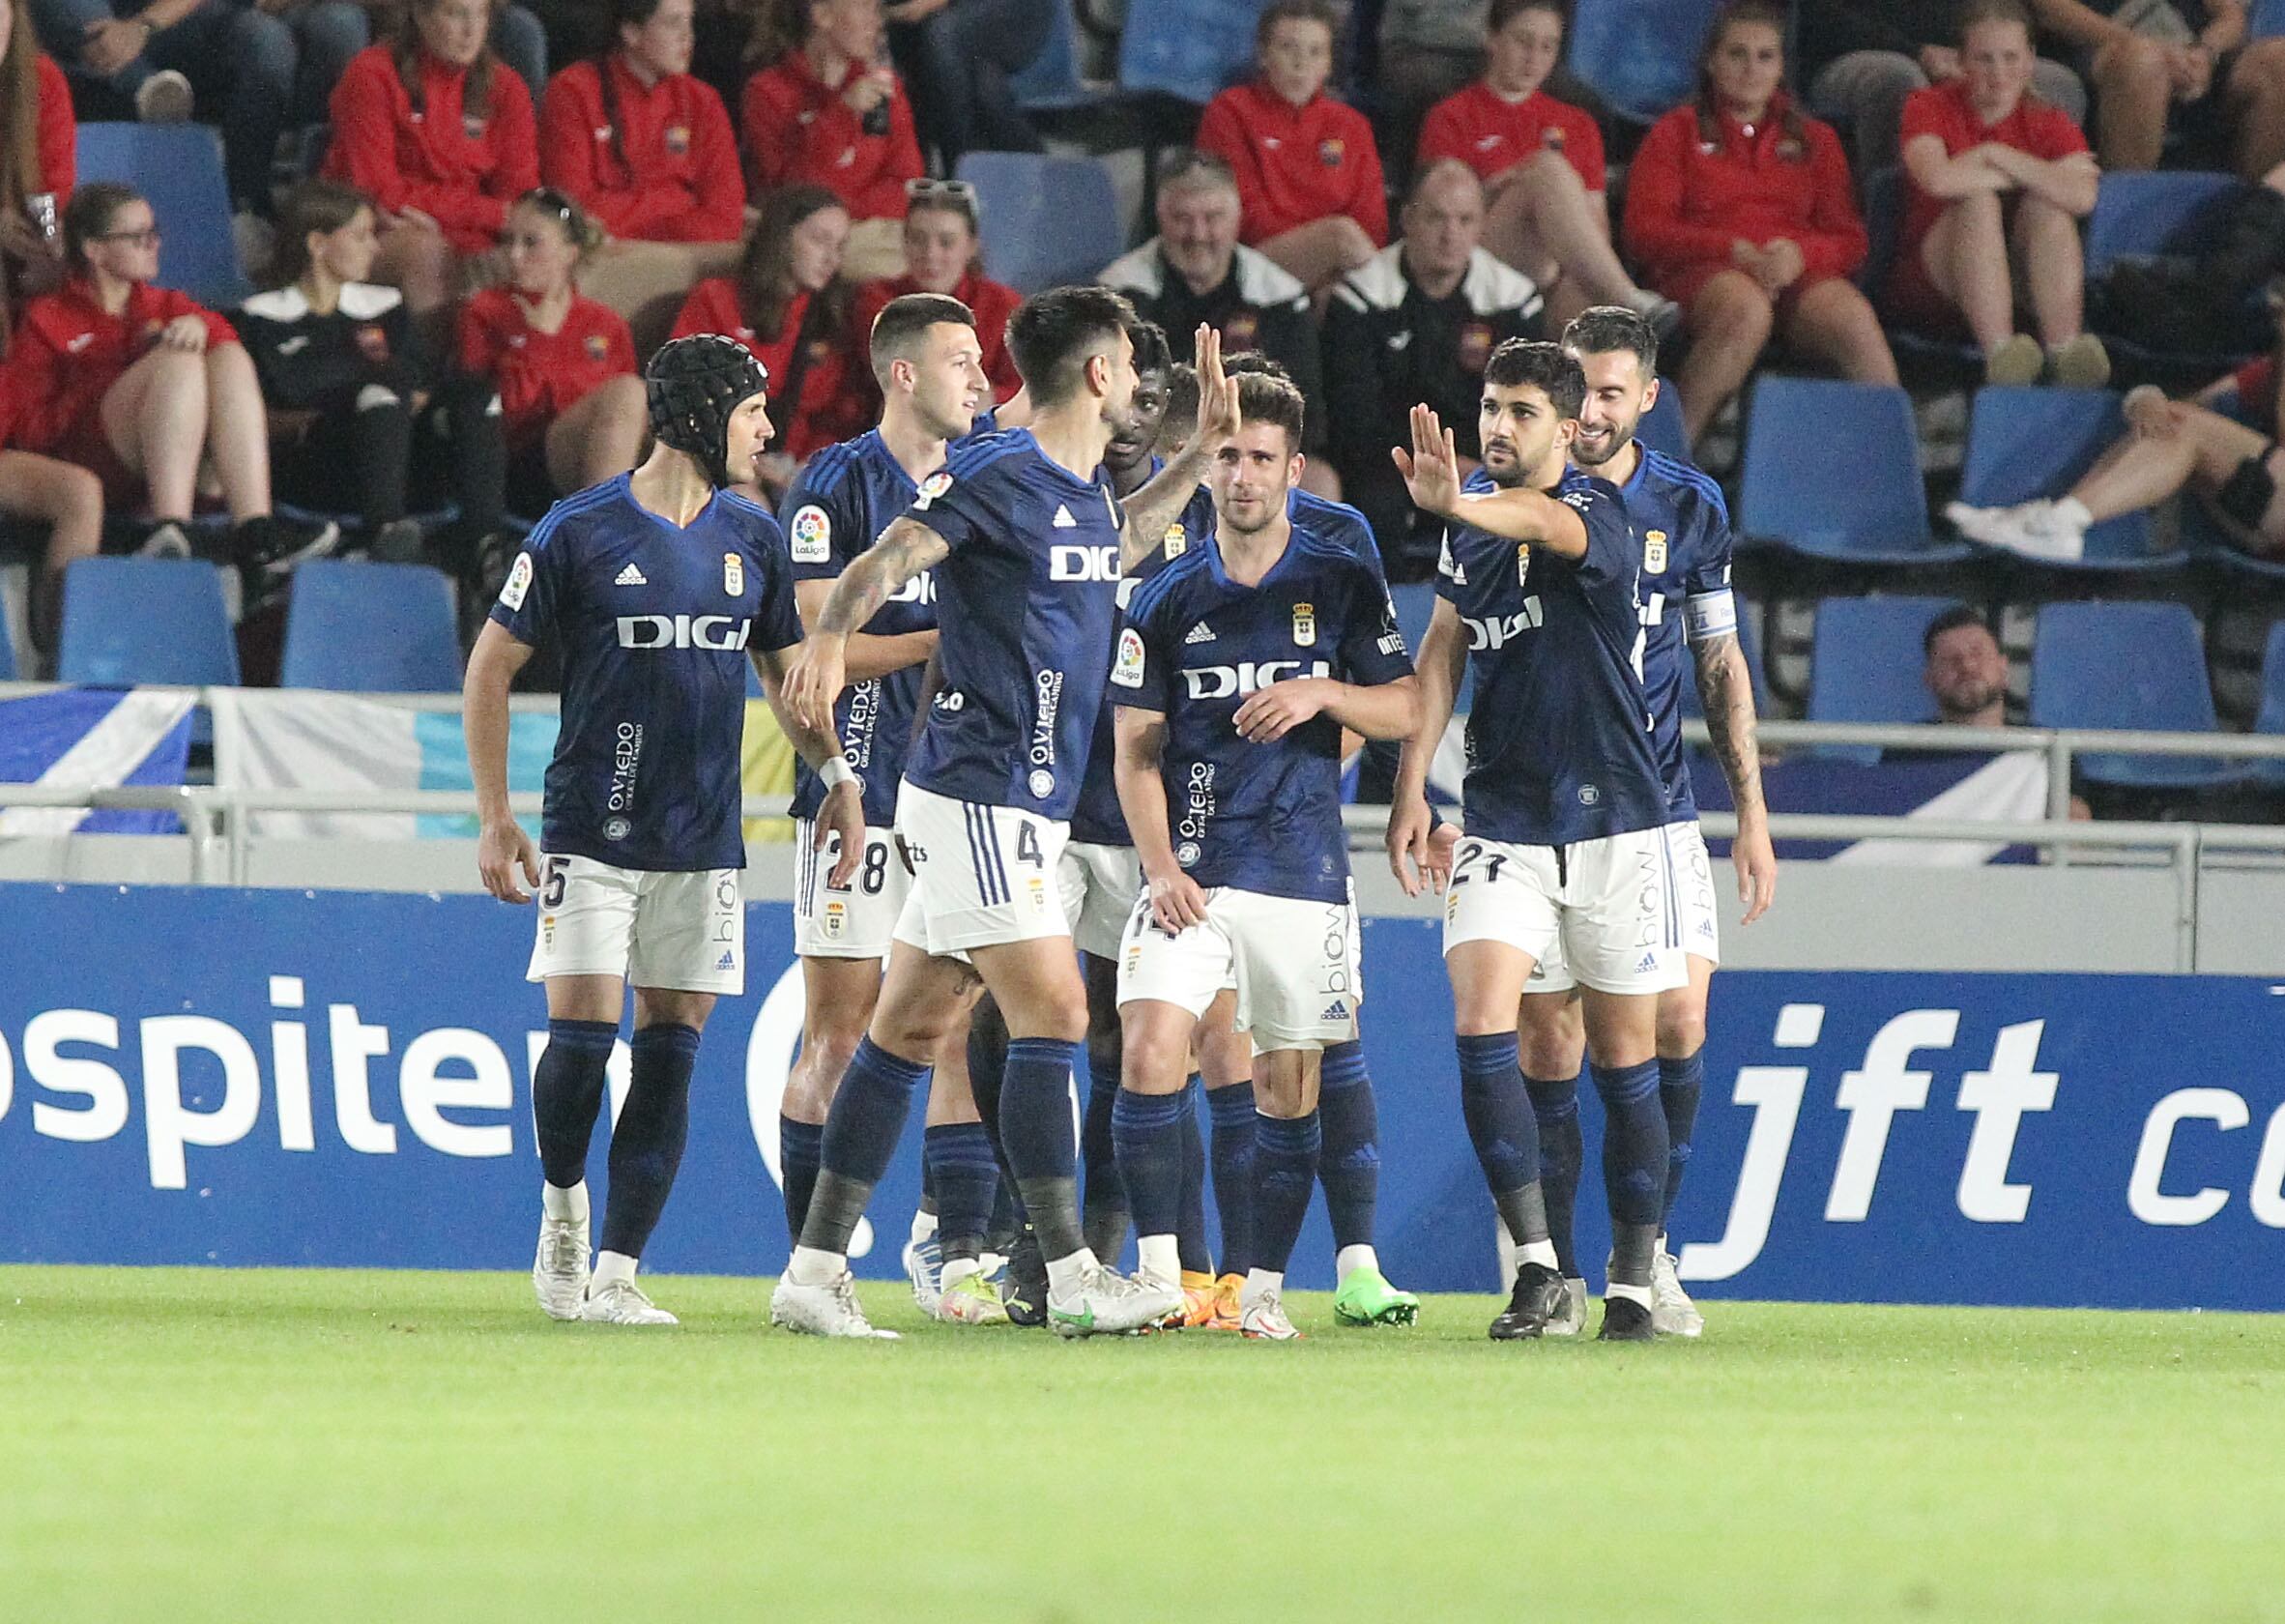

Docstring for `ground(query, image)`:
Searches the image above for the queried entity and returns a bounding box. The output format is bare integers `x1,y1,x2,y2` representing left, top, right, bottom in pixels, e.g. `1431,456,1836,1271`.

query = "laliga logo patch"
1645,529,1668,573
355,324,390,364
1112,626,1146,688
1291,601,1316,647
666,124,691,155
723,551,744,595
914,470,953,510
584,333,610,361
499,551,535,610
1221,310,1259,349
1317,135,1345,166
1458,320,1493,373
790,504,831,563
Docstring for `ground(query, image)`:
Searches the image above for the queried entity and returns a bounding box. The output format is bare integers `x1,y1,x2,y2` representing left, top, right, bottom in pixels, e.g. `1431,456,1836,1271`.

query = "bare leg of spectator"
1783,277,1900,389
578,241,738,358
2088,33,2170,173
101,347,209,520
2227,40,2285,181
0,451,101,659
371,219,458,351
2012,193,2085,348
1484,152,1642,319
202,342,275,521
546,376,651,494
1673,271,1772,448
2078,408,2271,521
1922,191,2014,354
1256,217,1378,295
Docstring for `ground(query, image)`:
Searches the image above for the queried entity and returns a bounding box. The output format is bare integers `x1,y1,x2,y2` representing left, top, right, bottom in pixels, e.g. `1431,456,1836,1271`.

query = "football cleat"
1598,1295,1656,1343
999,1230,1050,1328
1332,1264,1420,1327
1489,1261,1570,1341
1651,1244,1704,1337
578,1277,678,1325
771,1271,900,1339
903,1232,943,1315
1206,1272,1244,1331
935,1269,1009,1325
1047,1264,1184,1338
1179,1269,1221,1328
533,1212,591,1321
1544,1275,1589,1338
1240,1285,1301,1341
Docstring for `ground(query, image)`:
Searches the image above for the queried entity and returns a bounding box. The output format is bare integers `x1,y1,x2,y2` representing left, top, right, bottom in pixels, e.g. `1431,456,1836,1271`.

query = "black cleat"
1489,1261,1569,1340
1000,1228,1049,1328
1598,1295,1656,1342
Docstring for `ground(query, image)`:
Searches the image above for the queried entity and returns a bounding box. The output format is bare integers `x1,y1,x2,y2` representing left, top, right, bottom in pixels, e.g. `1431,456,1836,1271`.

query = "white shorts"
1117,885,1361,1056
1059,839,1140,961
1524,821,1720,994
891,779,1070,956
527,854,745,994
793,818,911,959
1442,826,1687,997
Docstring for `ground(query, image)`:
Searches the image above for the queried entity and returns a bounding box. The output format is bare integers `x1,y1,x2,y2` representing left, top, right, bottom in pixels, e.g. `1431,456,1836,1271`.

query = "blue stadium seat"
1116,0,1263,103
56,558,241,686
1808,594,1958,760
1677,593,1768,722
1567,0,1723,125
75,123,253,307
1738,380,1969,564
2083,170,2244,278
955,152,1126,293
2258,0,2285,36
1954,387,2183,572
2256,620,2285,789
279,561,463,693
2029,600,2244,789
1637,387,1687,460
1009,0,1107,112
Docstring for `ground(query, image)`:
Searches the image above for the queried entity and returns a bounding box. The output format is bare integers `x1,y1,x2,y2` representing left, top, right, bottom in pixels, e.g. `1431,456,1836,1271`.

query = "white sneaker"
903,1233,942,1315
134,69,193,124
578,1276,678,1325
532,1213,590,1320
1945,499,2087,562
772,1270,900,1339
1239,1285,1301,1341
1651,1243,1704,1338
1046,1263,1184,1338
1545,1275,1589,1338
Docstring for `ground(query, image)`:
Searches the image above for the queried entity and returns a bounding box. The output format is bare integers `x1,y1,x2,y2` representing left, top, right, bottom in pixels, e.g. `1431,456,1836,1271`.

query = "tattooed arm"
781,517,951,732
1693,629,1776,924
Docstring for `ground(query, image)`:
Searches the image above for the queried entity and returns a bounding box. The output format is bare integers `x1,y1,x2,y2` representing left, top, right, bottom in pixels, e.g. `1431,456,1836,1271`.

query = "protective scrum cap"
646,334,769,487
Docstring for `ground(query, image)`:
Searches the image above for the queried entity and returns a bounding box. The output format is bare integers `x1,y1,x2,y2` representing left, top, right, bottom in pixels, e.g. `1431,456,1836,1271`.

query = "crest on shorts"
791,504,831,563
1162,521,1187,559
355,324,390,365
1645,529,1668,572
665,124,691,155
1221,309,1259,349
724,552,744,594
1457,320,1493,373
824,899,846,937
1317,136,1345,166
1291,601,1316,646
585,333,609,361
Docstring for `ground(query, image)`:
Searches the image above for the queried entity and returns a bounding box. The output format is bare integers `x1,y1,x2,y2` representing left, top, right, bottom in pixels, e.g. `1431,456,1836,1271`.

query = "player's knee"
1656,1000,1707,1059
1518,1025,1582,1081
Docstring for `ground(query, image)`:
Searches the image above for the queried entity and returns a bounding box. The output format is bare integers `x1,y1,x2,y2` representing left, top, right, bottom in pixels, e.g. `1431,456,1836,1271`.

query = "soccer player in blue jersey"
1386,338,1686,1342
773,293,1017,1326
767,291,1243,1339
466,334,864,1326
1479,307,1778,1338
1114,369,1420,1340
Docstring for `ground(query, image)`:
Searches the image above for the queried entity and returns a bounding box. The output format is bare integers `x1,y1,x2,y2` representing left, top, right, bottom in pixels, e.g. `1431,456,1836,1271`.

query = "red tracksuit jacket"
1195,79,1388,247
539,53,745,244
327,45,540,256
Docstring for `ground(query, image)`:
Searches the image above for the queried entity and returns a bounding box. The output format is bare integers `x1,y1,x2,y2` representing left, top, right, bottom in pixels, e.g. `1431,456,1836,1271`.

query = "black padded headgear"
646,334,769,488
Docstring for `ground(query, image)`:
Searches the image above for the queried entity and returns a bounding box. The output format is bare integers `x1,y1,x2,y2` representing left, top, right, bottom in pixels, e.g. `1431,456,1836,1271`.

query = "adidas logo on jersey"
1052,505,1077,529
1184,622,1215,644
615,563,648,586
1321,1000,1349,1021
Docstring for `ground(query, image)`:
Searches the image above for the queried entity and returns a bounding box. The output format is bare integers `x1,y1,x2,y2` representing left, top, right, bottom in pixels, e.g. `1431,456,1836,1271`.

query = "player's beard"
1480,443,1526,488
1573,416,1637,468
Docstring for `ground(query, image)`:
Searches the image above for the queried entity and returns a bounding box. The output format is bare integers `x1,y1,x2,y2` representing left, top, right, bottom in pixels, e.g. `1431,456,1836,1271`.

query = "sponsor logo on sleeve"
790,505,831,563
500,551,535,610
914,471,953,510
1112,626,1146,688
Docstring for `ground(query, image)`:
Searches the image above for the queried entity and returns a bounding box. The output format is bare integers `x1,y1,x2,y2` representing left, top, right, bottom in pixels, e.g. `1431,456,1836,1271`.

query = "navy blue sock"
1458,1031,1547,1246
998,1036,1085,1258
1081,1066,1126,1260
1524,1069,1583,1278
924,1121,999,1256
778,1115,824,1241
1207,1081,1257,1276
1112,1087,1186,1240
1251,1112,1321,1276
1316,1039,1379,1254
532,1018,617,1189
599,1023,700,1259
799,1038,929,1254
1659,1049,1704,1232
1595,1057,1669,1284
1175,1078,1211,1274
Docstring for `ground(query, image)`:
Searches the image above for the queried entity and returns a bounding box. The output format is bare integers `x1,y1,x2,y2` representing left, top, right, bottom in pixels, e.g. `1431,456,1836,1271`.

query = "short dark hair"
1128,318,1172,380
1162,362,1200,434
1923,602,1994,658
1222,351,1292,382
1007,284,1139,405
1489,0,1566,36
1483,338,1585,420
870,292,975,381
271,177,372,290
1233,370,1307,450
1959,0,2033,42
1561,305,1659,379
62,181,141,274
1257,0,1339,51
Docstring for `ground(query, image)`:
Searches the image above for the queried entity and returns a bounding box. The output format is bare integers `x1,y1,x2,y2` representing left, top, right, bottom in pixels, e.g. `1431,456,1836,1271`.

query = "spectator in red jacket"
457,188,647,515
850,177,1020,402
1624,2,1896,449
1894,0,2105,388
741,0,918,281
1417,0,1675,332
540,0,746,348
671,184,861,498
3,183,337,577
1,0,73,322
326,0,540,339
1195,0,1387,295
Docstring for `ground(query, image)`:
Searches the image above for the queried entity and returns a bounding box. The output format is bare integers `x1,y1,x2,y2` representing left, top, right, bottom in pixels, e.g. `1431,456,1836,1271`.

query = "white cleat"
903,1234,943,1315
772,1271,900,1339
933,1269,1009,1324
1651,1243,1704,1338
579,1277,678,1325
1239,1286,1302,1341
1944,499,2087,562
1047,1264,1184,1338
1545,1275,1589,1338
533,1213,591,1321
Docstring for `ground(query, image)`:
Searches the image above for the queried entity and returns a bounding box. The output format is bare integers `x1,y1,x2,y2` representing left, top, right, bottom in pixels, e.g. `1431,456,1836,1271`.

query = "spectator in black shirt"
237,179,507,574
1322,158,1542,575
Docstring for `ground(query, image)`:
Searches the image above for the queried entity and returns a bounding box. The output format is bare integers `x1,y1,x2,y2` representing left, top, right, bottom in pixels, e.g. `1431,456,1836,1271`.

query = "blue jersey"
902,429,1125,820
491,475,803,871
1175,485,1387,584
1116,524,1411,903
1618,448,1735,819
779,432,937,826
1435,466,1666,847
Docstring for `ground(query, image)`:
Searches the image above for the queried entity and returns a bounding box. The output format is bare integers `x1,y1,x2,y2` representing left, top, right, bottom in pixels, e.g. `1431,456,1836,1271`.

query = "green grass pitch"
3,1266,2280,1623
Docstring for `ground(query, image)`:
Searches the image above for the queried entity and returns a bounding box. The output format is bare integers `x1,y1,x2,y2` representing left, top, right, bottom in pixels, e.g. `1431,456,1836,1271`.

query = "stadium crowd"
5,0,2285,685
